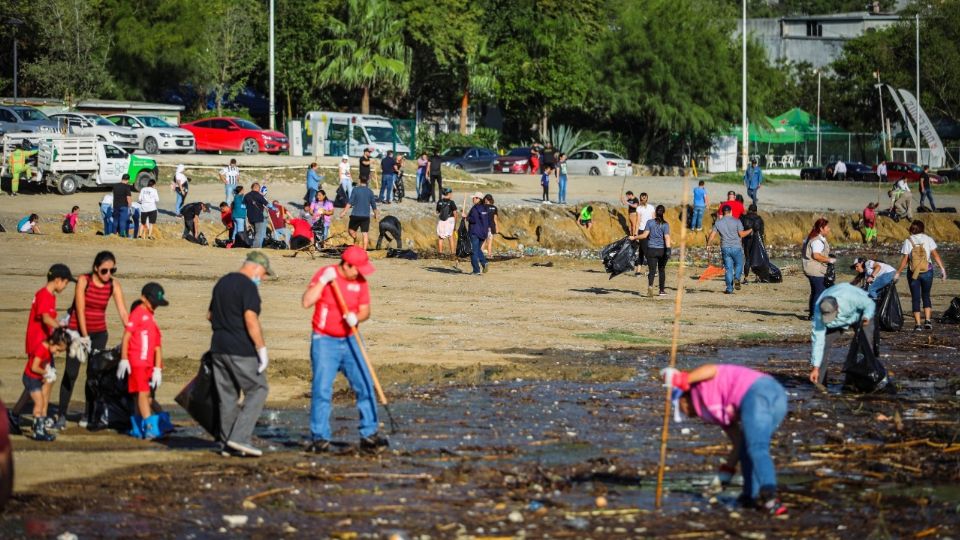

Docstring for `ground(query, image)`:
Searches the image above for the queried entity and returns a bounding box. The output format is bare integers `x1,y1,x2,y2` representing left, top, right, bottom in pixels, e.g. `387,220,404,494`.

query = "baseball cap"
342,245,375,276
472,191,484,199
342,155,349,160
47,263,76,283
246,251,276,276
850,257,867,271
819,296,839,323
441,187,452,195
142,282,169,307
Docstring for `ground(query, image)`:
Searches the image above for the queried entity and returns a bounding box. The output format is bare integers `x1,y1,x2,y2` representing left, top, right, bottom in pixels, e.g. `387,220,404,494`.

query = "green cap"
245,251,275,276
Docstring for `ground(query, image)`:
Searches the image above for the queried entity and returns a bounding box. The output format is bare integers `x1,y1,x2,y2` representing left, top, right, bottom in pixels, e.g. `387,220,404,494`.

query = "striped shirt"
220,165,240,185
68,274,114,333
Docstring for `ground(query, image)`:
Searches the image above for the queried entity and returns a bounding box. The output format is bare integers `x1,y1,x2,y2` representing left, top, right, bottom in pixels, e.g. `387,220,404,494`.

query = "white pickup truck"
1,134,158,195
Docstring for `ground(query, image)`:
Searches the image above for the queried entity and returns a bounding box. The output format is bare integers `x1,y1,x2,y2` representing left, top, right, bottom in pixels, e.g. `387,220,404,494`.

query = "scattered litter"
595,496,608,508
222,515,248,528
507,511,524,523
57,533,78,540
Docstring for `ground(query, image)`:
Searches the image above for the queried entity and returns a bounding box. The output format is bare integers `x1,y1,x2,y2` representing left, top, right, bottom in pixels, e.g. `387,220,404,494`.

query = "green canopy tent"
768,107,843,141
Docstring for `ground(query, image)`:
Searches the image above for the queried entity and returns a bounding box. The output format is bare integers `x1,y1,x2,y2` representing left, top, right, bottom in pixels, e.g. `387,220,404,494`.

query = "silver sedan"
566,149,632,176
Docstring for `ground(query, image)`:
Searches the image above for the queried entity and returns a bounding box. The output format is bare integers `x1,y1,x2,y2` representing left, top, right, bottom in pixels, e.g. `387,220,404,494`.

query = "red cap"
342,245,375,276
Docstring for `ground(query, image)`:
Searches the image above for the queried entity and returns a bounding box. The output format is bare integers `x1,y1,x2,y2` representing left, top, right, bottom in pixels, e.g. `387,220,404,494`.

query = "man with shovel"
301,246,388,454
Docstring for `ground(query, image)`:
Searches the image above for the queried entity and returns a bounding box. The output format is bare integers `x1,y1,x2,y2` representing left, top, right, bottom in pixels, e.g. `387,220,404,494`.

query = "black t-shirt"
209,272,262,357
244,191,269,223
430,156,443,177
920,173,930,192
626,197,638,214
436,199,457,221
381,156,396,174
181,202,203,221
486,203,499,233
359,156,371,179
542,150,556,166
112,183,132,208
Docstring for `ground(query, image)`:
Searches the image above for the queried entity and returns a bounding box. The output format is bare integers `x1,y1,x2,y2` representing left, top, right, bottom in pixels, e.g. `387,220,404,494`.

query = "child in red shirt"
117,283,168,439
22,328,70,441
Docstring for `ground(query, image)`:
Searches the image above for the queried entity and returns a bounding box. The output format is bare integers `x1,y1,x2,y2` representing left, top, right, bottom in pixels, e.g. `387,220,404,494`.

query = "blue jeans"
225,184,236,206
100,204,113,235
470,234,488,274
806,275,826,317
721,246,744,292
415,169,425,198
341,178,353,199
309,333,379,441
130,209,140,238
112,206,130,237
907,268,934,313
919,190,936,211
233,218,246,241
274,227,291,246
379,174,396,202
558,174,568,204
305,188,317,206
738,376,787,500
175,190,185,215
747,186,759,206
691,205,705,229
866,272,895,299
252,221,267,248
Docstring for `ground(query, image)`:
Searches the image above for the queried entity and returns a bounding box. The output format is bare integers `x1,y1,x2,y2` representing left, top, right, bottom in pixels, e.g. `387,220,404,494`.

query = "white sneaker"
226,440,263,457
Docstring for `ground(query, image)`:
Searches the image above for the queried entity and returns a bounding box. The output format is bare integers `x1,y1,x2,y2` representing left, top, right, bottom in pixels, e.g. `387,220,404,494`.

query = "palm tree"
314,0,411,114
460,37,495,134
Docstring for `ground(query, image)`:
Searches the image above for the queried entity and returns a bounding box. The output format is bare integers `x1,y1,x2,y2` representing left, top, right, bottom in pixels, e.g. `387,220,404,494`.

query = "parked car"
106,114,195,154
800,161,878,182
0,105,59,134
491,147,533,174
440,146,498,172
180,117,288,154
880,161,946,184
50,113,139,151
566,149,632,176
936,164,960,183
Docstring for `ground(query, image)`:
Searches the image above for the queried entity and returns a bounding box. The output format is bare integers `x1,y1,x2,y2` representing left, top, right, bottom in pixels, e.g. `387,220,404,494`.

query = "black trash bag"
842,326,889,393
85,346,134,432
175,352,220,440
386,248,418,260
762,262,783,283
823,263,836,288
938,296,960,323
600,237,637,279
230,230,254,249
748,235,772,280
214,238,230,248
183,231,208,246
877,281,904,331
333,184,349,208
456,218,472,258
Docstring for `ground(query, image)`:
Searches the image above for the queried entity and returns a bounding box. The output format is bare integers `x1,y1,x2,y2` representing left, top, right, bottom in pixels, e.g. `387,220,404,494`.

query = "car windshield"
508,148,529,157
137,116,173,128
233,119,261,130
441,147,468,157
911,165,923,173
83,114,115,127
366,126,398,143
600,152,624,160
14,108,49,121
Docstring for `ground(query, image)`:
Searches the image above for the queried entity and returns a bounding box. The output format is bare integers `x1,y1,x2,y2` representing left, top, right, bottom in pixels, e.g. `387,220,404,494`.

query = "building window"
806,21,822,37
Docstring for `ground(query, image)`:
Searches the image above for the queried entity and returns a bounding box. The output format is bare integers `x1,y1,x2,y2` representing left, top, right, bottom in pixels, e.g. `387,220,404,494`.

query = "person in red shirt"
718,191,745,219
219,202,234,243
22,328,70,441
9,264,75,433
300,246,386,454
289,217,314,250
116,283,168,439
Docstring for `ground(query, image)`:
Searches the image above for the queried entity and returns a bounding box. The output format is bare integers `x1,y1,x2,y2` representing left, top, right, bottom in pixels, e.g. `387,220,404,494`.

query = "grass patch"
576,328,667,345
707,172,794,184
738,332,778,341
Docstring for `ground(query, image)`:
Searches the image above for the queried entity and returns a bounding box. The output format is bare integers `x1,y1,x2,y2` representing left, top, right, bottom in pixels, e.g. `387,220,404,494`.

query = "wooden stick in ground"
328,280,388,406
655,175,690,509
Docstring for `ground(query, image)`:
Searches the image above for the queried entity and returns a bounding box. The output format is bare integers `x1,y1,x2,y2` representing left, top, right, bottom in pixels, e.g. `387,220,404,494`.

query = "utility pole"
741,0,748,171
915,12,921,164
815,69,821,165
268,0,276,131
874,71,887,161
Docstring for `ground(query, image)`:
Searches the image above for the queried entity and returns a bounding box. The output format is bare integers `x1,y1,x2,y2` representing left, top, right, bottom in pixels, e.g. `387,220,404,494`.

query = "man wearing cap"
809,283,876,386
467,192,491,275
340,176,379,251
301,246,388,453
207,252,273,457
743,159,763,207
116,282,168,439
436,187,458,256
339,155,353,199
378,150,398,204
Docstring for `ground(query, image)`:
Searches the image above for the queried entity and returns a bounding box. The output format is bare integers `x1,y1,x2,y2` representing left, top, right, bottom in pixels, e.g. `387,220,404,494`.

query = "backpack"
907,237,929,278
61,215,74,234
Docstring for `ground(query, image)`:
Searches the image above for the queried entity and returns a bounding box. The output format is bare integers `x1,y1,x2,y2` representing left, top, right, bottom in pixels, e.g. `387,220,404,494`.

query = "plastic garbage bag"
877,281,903,331
600,237,637,279
175,352,220,439
843,325,888,393
85,347,134,432
455,218,472,259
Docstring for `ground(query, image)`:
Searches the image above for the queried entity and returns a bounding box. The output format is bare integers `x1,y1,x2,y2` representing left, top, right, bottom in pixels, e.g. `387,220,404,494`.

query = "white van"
303,112,410,158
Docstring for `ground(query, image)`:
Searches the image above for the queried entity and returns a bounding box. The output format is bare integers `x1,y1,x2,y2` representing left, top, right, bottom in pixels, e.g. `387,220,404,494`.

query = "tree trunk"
540,107,548,139
361,86,370,114
286,90,292,122
460,89,469,135
216,93,223,117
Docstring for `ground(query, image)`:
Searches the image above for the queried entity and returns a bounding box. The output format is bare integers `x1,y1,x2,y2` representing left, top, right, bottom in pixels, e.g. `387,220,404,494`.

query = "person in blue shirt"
809,283,876,386
744,159,763,207
691,180,708,231
467,191,491,275
305,162,320,206
231,185,248,242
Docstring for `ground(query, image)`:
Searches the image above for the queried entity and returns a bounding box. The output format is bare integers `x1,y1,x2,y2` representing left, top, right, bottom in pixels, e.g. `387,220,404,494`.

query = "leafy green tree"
274,0,338,119
202,0,265,116
315,0,411,114
459,36,495,134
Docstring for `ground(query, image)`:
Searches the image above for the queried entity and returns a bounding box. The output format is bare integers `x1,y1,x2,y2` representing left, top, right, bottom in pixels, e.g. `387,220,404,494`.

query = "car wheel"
454,164,463,170
57,174,79,195
242,138,259,155
135,171,154,191
143,137,158,154
589,167,600,176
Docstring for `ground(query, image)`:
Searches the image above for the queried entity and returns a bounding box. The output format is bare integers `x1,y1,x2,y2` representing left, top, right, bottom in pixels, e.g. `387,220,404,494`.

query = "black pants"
430,176,442,202
646,247,668,291
542,185,549,201
635,237,648,268
817,322,876,385
60,331,109,421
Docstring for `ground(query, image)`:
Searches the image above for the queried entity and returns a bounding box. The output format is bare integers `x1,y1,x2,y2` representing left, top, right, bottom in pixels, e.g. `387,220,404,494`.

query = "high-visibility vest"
9,149,26,168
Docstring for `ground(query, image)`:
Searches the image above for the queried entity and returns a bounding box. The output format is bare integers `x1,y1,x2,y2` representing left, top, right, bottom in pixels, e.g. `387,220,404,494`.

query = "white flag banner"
886,86,919,152
896,88,946,168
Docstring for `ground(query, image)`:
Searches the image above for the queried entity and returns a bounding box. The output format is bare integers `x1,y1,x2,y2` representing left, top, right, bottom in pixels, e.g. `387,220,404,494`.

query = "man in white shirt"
876,160,887,183
100,192,114,234
634,192,656,274
833,160,847,181
137,178,161,239
219,159,240,206
338,156,352,199
174,164,189,216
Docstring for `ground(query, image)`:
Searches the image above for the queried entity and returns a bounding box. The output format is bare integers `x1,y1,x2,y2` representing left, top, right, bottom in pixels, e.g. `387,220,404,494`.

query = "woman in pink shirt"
663,363,787,516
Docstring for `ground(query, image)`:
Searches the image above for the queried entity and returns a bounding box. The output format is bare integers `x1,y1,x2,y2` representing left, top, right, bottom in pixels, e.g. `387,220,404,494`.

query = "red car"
180,117,288,155
880,161,946,184
492,147,533,174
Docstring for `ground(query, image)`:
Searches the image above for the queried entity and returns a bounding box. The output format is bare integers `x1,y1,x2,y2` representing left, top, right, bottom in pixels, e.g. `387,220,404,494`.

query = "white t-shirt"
220,165,239,185
895,179,910,192
338,161,351,180
809,235,826,255
101,193,114,206
175,171,188,188
901,233,937,264
19,220,35,233
636,204,656,231
131,202,142,212
834,161,847,174
877,163,887,176
138,186,160,212
865,260,895,277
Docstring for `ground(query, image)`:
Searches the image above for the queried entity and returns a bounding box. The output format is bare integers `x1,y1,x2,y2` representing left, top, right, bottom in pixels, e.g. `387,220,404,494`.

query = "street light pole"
874,71,887,161
741,0,748,171
268,0,276,131
7,18,23,103
815,69,821,165
915,12,921,164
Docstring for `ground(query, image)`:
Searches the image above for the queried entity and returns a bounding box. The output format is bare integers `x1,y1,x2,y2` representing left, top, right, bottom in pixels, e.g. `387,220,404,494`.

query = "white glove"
319,267,337,286
59,314,71,327
257,347,269,374
660,367,681,388
66,330,92,364
343,311,358,328
828,258,837,265
43,366,57,383
150,368,162,389
117,359,131,379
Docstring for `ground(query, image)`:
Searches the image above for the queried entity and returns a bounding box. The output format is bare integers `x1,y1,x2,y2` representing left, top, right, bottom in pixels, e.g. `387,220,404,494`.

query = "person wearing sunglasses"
60,251,129,430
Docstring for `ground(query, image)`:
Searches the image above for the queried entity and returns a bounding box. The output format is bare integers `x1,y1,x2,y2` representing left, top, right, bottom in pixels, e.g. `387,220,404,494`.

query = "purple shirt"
310,200,334,226
690,365,766,427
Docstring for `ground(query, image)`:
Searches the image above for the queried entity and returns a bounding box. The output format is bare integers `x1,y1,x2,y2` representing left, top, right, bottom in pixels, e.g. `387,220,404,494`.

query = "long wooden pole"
655,176,690,508
328,280,389,406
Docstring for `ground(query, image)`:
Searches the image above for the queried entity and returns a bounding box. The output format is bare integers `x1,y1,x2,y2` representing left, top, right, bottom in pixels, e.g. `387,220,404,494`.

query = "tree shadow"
424,266,466,275
737,308,800,318
570,287,641,297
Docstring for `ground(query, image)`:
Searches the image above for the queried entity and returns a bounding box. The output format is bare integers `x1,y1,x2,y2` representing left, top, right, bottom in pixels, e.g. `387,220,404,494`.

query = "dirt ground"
0,173,958,537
